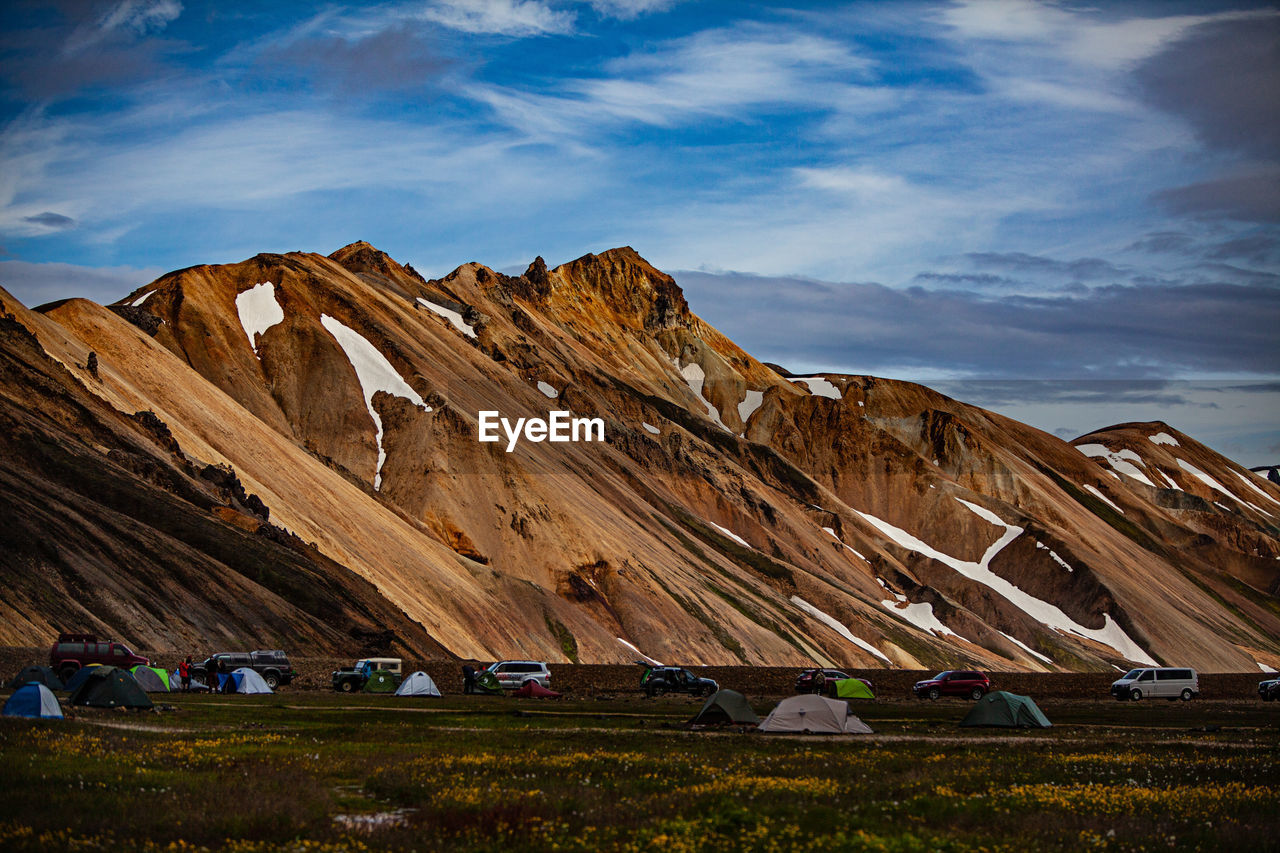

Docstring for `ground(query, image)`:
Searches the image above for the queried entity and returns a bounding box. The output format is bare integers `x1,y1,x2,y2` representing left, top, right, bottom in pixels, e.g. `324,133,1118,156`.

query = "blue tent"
220,668,272,694
62,665,100,693
3,683,64,719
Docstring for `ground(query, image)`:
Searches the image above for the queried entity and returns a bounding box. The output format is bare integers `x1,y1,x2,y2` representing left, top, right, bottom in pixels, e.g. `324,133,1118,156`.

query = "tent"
394,671,442,697
758,695,873,734
3,683,63,719
9,665,63,691
835,678,875,700
363,670,398,693
130,666,171,693
62,665,100,694
512,681,562,699
475,671,504,695
69,666,153,709
689,689,759,726
959,691,1051,728
221,667,273,695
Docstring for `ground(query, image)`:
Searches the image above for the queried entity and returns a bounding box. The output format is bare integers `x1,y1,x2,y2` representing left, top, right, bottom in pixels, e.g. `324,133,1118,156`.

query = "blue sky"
1,0,1277,464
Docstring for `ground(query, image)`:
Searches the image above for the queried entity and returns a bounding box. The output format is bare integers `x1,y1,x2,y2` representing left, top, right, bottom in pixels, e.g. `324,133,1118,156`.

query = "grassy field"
1,691,1277,852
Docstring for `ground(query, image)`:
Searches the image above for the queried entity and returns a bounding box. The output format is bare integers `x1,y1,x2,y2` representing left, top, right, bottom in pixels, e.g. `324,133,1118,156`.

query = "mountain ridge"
1,243,1276,671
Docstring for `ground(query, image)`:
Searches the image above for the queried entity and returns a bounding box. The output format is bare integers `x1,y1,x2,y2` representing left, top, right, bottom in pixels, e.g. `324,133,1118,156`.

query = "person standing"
178,656,192,692
462,664,476,695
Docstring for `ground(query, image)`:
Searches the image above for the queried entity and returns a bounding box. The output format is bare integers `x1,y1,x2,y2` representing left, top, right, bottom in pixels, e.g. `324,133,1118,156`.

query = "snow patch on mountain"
1077,444,1156,487
1036,541,1073,572
320,314,430,490
999,631,1053,665
236,282,284,357
789,376,842,400
537,381,559,399
1234,470,1280,510
856,499,1154,664
822,527,867,561
880,592,960,639
708,521,750,549
416,297,476,339
674,359,729,430
642,422,660,435
131,290,154,307
1176,459,1260,515
1082,484,1124,514
616,638,662,666
791,596,890,663
1149,432,1179,447
737,389,764,425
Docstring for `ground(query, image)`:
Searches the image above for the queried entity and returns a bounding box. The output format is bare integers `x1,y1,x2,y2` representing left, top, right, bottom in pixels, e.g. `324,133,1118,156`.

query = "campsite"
1,668,1278,852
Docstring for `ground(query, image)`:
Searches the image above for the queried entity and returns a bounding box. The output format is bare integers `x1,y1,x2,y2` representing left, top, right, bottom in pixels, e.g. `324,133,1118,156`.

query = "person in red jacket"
178,656,192,692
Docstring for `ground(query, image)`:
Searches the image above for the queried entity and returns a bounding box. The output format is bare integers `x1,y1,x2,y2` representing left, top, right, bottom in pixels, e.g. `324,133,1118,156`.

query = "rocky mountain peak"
552,246,689,332
328,240,412,284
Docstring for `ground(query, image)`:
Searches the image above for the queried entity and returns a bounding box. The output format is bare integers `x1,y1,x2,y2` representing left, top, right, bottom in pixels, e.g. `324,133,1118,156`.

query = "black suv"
641,666,718,697
194,650,295,688
1259,677,1280,702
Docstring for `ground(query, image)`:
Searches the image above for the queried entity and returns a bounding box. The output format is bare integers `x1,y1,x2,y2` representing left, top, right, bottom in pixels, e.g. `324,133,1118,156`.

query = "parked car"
641,666,718,697
913,670,990,700
49,633,150,681
332,658,403,692
195,650,296,689
1259,677,1280,701
485,661,551,690
794,668,873,697
1110,667,1198,701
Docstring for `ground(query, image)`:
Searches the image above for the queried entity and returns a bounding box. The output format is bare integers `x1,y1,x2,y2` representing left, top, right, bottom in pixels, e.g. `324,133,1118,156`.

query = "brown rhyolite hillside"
1,242,1276,671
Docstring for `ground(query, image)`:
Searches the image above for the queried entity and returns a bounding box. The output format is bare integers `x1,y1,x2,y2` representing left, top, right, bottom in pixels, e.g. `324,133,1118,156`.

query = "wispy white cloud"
471,24,873,136
63,0,183,55
416,0,575,36
583,0,681,20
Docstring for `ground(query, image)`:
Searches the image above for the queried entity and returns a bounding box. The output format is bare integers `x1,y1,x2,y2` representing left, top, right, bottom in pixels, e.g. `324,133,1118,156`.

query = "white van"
1110,667,1198,701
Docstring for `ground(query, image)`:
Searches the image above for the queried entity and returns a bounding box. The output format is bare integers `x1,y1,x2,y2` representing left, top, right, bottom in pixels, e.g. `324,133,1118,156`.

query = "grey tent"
959,691,1051,728
395,671,442,697
758,694,873,734
689,689,760,726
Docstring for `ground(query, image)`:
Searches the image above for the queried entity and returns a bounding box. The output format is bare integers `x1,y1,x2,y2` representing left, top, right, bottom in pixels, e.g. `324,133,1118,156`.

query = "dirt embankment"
3,646,1269,700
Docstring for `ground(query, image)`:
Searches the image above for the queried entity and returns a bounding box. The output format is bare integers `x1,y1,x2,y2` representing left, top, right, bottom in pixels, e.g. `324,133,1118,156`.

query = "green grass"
1,693,1278,852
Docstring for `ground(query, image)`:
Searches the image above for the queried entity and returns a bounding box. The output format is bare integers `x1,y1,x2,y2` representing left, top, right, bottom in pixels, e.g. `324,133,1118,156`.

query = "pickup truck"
194,650,296,689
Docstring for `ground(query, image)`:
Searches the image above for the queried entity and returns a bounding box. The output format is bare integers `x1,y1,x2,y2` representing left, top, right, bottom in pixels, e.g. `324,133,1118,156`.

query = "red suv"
913,670,990,700
49,633,150,681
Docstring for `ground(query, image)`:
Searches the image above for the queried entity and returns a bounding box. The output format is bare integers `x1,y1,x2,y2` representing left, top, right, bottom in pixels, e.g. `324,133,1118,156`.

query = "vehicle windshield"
933,671,952,680
682,670,697,681
1120,669,1142,680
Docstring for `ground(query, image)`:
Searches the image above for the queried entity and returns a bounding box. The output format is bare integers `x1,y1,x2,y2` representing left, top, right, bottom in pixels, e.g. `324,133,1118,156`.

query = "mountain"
1,242,1276,671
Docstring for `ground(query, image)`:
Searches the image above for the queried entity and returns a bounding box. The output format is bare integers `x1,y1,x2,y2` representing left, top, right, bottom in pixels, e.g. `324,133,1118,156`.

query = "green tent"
475,670,504,695
69,666,153,710
689,690,760,726
959,691,1051,728
835,678,875,699
362,670,398,693
130,666,171,692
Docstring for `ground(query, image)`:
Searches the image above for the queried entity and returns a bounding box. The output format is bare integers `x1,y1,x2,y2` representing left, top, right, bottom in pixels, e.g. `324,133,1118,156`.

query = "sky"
1,0,1277,465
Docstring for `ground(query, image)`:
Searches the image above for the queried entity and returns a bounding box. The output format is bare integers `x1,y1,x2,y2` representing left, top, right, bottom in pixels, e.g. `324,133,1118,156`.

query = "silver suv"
486,660,551,689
